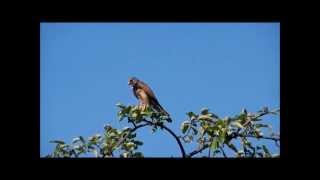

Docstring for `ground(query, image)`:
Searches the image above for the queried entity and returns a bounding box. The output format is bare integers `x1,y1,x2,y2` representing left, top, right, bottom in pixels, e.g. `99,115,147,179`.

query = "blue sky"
40,23,280,157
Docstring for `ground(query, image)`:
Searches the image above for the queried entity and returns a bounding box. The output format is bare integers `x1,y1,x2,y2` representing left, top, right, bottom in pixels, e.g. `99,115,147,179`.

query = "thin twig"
114,123,149,149
142,119,186,158
238,134,280,141
188,134,279,157
220,147,227,157
189,144,209,157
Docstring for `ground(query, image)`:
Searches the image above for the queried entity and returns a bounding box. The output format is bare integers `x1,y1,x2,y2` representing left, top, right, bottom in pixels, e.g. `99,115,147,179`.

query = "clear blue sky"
40,23,280,157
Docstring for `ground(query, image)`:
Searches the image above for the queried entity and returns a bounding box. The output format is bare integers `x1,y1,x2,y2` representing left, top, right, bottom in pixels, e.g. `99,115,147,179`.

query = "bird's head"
128,77,139,88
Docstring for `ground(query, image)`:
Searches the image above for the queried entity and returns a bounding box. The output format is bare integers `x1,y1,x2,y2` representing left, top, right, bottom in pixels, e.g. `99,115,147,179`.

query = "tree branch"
188,134,279,157
236,134,280,141
220,146,227,157
142,119,186,158
189,144,209,157
113,123,149,151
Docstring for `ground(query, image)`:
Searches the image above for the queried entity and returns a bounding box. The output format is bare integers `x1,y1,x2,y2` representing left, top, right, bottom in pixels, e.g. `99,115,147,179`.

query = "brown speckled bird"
128,77,170,117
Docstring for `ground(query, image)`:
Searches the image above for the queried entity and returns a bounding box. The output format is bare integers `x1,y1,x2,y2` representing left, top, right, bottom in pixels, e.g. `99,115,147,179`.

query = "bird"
128,77,171,119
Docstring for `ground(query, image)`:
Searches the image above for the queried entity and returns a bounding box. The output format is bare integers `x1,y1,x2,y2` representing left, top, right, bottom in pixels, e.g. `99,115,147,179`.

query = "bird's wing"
138,81,158,101
150,98,170,116
138,80,170,116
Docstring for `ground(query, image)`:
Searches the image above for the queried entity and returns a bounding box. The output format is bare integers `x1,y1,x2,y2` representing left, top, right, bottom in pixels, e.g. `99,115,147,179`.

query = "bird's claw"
138,104,147,111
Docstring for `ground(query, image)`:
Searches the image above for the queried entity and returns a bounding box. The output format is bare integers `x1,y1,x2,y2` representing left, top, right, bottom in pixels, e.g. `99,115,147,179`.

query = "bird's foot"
137,104,144,111
140,104,148,111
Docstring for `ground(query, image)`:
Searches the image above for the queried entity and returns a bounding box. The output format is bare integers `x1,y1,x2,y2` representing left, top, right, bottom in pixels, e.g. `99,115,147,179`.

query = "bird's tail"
150,99,172,122
154,104,170,116
153,103,172,122
160,108,170,117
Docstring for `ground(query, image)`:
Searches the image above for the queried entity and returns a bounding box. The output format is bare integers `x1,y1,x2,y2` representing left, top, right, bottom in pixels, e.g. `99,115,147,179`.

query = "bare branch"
220,146,227,158
142,119,186,158
189,144,209,157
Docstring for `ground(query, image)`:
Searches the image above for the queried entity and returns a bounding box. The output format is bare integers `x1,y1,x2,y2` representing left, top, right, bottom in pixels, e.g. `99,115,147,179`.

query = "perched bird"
128,77,170,118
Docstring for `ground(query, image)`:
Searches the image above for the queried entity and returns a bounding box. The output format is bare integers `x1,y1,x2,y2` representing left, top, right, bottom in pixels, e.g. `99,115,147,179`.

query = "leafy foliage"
46,104,280,158
181,107,280,157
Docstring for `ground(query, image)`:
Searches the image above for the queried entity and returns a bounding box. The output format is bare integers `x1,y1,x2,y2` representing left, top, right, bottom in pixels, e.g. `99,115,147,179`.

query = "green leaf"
255,123,272,133
254,128,263,138
257,152,264,157
141,111,153,117
133,152,144,158
116,103,126,109
166,117,172,123
187,112,197,120
210,138,219,151
214,149,221,154
187,111,196,117
236,150,244,157
251,117,263,121
104,124,112,131
216,119,227,127
50,140,65,144
129,106,139,113
128,133,136,139
92,149,99,157
125,142,135,149
200,108,209,115
206,126,219,136
79,136,85,144
131,112,138,118
218,131,226,144
191,126,198,135
95,134,102,139
271,108,280,115
244,140,254,150
121,152,129,158
262,145,271,157
198,115,213,122
235,114,247,124
59,144,68,149
272,154,280,158
181,121,190,134
227,143,238,153
255,124,270,128
269,112,278,115
232,121,244,129
241,108,247,115
87,145,95,150
72,137,81,144
122,126,131,131
150,126,157,133
209,113,219,119
183,135,193,143
125,106,134,114
134,140,144,146
118,114,125,121
262,107,269,113
88,134,102,145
